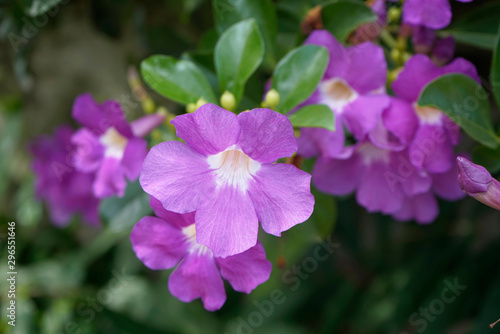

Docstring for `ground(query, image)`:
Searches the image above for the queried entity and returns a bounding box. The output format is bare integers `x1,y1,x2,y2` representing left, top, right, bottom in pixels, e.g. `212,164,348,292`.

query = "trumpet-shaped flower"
131,197,272,311
296,30,390,158
457,157,500,211
31,125,99,226
140,104,314,258
392,54,479,173
71,94,164,198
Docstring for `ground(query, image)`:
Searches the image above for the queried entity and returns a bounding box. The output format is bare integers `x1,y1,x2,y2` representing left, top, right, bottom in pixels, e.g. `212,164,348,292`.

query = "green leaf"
100,181,152,231
141,55,217,105
214,19,264,105
213,0,277,64
418,73,499,149
288,104,335,131
491,24,500,108
322,0,377,42
272,45,328,114
442,2,500,50
23,0,63,17
472,146,500,175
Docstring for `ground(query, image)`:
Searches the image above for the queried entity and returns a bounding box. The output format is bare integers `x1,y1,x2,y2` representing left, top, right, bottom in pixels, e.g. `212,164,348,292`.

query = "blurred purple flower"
131,197,272,311
71,94,164,198
312,141,464,223
392,54,479,173
457,157,500,211
296,30,390,158
140,104,314,258
403,0,473,30
30,125,100,227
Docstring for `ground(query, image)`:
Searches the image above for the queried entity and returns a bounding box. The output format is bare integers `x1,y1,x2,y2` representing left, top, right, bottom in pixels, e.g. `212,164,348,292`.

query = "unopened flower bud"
457,157,500,211
142,98,155,114
388,7,401,23
390,48,401,63
186,103,197,113
264,89,280,110
195,97,208,110
220,91,236,111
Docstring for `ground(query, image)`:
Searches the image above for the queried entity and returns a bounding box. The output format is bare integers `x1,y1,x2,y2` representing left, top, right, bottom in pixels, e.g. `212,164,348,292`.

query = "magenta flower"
457,157,500,211
30,125,99,227
403,0,473,30
296,30,390,158
140,104,314,258
131,197,272,311
313,140,464,223
392,54,479,173
71,94,164,198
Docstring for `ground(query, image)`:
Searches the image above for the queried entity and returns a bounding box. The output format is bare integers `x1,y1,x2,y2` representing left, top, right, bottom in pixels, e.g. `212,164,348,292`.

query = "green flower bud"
220,91,236,111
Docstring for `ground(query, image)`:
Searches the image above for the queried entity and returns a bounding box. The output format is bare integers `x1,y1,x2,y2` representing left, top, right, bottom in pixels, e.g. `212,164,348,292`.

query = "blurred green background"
1,0,500,333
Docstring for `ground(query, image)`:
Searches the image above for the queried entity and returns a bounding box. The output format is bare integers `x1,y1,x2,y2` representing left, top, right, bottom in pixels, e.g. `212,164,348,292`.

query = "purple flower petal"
403,0,451,29
248,164,314,236
297,126,345,159
216,242,272,294
131,216,188,270
409,122,454,173
238,108,297,163
442,57,481,83
72,94,108,135
149,196,195,228
393,192,439,224
392,54,442,102
171,103,240,156
343,42,387,94
122,137,148,180
432,159,466,200
93,157,127,198
71,128,104,173
140,141,215,213
342,95,389,140
195,186,259,258
312,150,363,195
168,252,226,311
131,113,165,138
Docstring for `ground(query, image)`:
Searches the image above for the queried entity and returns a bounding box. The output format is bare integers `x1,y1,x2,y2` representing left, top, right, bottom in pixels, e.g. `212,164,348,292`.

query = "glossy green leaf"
100,181,152,232
491,24,500,108
418,73,499,149
272,45,328,114
322,0,377,42
141,55,217,105
213,0,277,64
288,104,335,131
443,2,500,49
214,19,264,105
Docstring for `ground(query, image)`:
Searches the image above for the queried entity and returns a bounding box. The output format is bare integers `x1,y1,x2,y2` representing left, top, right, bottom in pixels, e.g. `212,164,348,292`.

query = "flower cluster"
297,29,479,223
134,104,314,310
31,93,164,226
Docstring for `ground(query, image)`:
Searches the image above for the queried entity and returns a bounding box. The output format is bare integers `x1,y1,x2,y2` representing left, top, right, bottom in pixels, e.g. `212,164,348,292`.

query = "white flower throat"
321,78,358,112
207,146,261,191
100,127,128,159
182,224,210,255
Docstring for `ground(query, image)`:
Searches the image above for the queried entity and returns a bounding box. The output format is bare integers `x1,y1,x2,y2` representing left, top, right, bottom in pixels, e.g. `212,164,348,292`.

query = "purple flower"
312,140,464,223
392,54,479,173
457,157,500,211
296,30,390,158
30,125,99,227
403,0,473,30
131,197,272,311
140,104,314,258
71,94,164,198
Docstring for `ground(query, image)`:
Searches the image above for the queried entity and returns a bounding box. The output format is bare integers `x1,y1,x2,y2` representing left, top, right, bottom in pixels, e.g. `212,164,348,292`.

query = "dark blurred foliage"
0,1,499,333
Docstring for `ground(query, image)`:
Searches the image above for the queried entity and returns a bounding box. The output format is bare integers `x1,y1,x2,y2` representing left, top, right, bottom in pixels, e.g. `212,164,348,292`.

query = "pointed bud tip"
456,157,492,194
